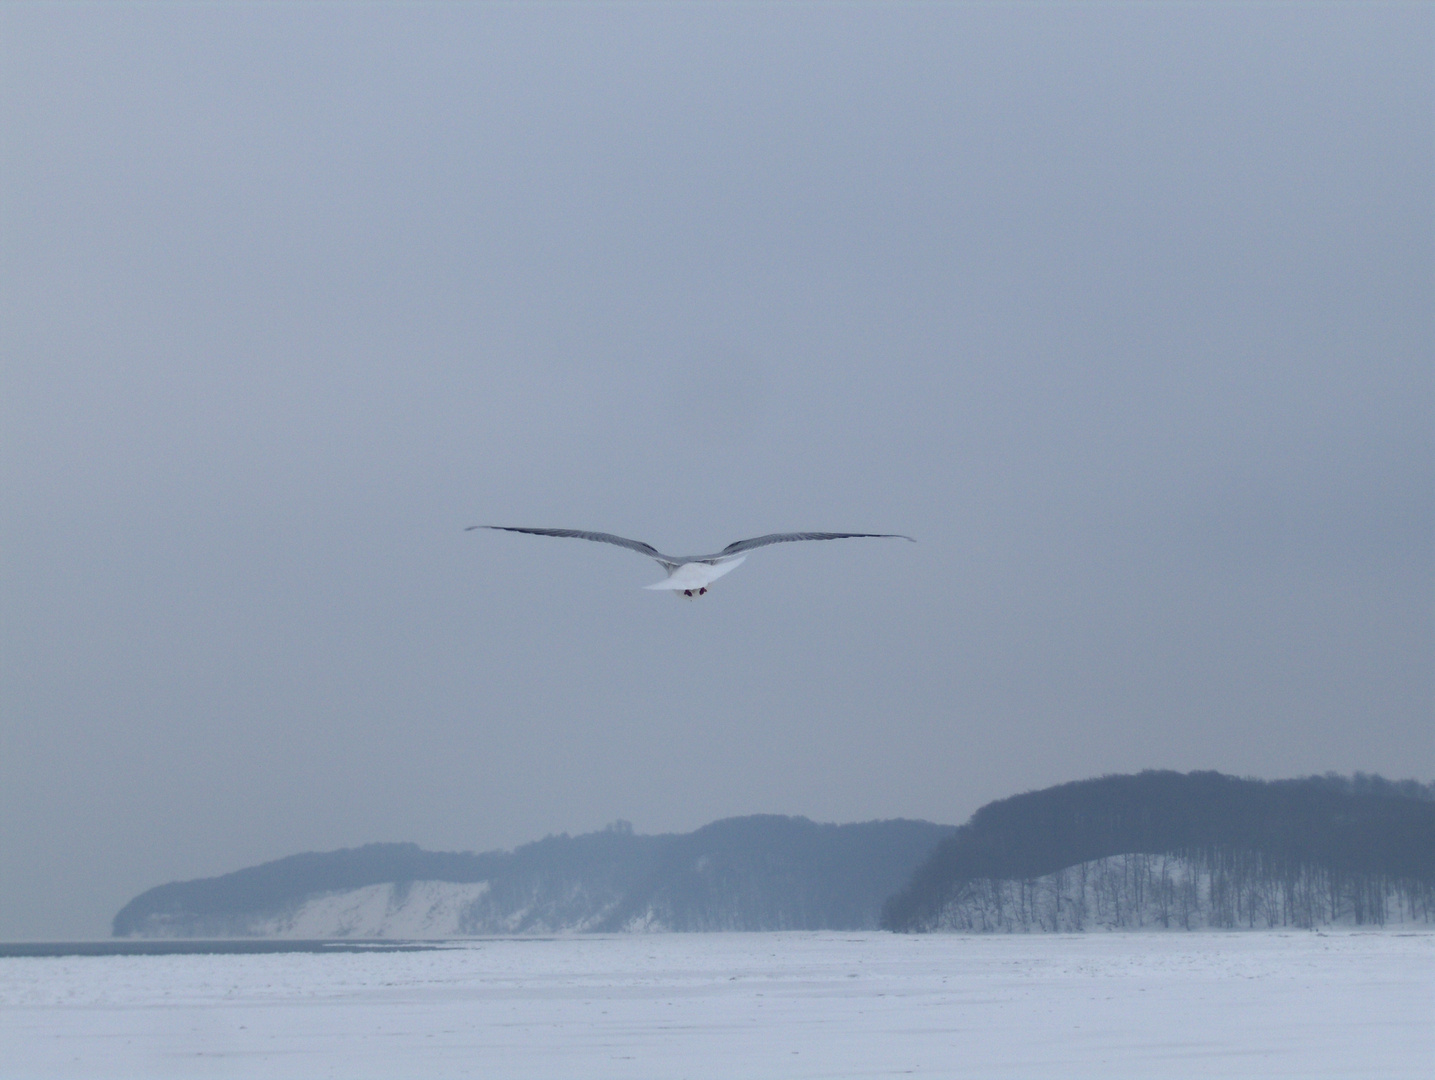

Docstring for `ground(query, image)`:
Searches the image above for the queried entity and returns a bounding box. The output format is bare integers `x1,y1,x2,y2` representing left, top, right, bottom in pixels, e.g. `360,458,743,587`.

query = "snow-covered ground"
2,931,1430,1079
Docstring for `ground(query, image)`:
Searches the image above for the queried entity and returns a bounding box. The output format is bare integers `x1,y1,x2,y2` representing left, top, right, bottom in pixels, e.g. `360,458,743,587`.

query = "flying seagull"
467,526,915,597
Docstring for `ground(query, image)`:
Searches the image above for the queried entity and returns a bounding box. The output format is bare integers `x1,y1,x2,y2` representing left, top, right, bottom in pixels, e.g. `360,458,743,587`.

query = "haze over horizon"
2,2,1431,939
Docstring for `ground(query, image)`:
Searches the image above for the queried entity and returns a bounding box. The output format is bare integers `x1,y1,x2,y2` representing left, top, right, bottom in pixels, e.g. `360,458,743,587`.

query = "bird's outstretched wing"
467,526,675,566
709,532,915,560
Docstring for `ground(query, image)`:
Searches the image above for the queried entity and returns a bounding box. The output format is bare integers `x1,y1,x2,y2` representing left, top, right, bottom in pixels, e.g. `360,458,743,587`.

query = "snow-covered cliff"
244,882,492,938
114,817,958,937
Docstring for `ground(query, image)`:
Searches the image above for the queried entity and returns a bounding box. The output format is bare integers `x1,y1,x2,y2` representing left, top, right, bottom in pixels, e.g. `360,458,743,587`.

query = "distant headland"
113,772,1433,938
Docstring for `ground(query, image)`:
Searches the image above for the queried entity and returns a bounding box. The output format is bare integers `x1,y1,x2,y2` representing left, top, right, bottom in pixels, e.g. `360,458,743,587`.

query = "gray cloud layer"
2,3,1430,938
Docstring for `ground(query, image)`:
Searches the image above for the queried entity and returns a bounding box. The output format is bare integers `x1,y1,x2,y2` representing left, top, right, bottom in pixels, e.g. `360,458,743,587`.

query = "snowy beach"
2,930,1430,1079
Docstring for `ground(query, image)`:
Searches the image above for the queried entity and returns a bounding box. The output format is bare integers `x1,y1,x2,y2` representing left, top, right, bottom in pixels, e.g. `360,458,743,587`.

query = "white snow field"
2,931,1430,1079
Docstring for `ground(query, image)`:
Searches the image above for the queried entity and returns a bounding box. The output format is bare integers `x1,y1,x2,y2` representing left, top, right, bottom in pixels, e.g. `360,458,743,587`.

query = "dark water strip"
0,939,454,958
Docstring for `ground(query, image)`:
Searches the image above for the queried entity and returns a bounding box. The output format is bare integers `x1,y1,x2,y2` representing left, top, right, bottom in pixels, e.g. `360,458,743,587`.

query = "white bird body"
467,526,912,597
642,556,746,593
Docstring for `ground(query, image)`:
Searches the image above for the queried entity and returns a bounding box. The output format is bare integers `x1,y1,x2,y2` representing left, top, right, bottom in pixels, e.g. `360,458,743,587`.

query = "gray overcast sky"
2,2,1431,939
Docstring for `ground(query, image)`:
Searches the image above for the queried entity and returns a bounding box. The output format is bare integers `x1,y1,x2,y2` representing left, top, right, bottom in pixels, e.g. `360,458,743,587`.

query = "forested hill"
113,816,956,937
881,771,1435,932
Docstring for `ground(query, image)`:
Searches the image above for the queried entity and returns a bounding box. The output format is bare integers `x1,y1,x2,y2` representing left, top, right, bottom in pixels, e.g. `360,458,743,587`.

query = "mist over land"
2,3,1431,941
113,817,953,936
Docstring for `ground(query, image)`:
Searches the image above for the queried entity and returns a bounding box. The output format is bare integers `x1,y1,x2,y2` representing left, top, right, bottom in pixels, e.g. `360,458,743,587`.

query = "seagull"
467,526,915,597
